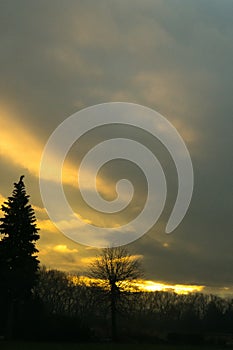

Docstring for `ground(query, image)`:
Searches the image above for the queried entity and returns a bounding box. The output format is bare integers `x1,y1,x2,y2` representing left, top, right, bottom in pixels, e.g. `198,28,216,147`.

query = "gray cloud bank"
0,0,233,292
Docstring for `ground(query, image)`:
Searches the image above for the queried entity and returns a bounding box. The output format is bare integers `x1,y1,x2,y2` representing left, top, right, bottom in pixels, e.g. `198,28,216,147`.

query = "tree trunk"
110,284,117,341
6,299,15,340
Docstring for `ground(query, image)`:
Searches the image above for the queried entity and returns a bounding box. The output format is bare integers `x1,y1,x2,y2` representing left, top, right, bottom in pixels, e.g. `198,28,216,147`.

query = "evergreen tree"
0,175,40,302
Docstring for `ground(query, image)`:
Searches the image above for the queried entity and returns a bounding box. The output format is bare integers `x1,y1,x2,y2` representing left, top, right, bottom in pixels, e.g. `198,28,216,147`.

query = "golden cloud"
0,193,6,205
53,244,78,254
37,219,57,233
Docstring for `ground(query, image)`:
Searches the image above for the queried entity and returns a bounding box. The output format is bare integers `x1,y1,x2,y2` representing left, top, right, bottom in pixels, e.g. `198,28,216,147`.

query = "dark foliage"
0,179,233,345
88,247,143,340
32,269,233,344
0,176,40,338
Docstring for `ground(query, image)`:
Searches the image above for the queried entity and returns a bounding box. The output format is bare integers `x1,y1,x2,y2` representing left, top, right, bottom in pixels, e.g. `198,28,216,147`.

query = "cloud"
53,244,78,254
0,106,42,177
134,279,204,294
37,219,57,233
0,0,233,293
0,193,6,205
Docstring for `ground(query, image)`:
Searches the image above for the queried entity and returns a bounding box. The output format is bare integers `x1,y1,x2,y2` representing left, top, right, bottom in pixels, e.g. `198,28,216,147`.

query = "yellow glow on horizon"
70,275,204,295
134,280,204,294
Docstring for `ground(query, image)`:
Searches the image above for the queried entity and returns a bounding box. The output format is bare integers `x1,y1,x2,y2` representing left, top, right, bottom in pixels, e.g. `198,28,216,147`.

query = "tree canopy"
0,176,40,301
88,247,143,340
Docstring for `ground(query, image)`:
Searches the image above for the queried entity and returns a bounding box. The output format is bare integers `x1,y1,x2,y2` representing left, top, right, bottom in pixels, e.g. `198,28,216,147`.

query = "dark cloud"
0,0,233,292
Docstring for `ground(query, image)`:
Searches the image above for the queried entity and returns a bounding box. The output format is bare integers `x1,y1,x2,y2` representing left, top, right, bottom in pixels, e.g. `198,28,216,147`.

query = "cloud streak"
0,0,233,293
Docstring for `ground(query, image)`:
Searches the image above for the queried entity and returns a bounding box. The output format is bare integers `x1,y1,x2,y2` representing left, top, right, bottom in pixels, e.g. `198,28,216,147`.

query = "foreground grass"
0,342,228,350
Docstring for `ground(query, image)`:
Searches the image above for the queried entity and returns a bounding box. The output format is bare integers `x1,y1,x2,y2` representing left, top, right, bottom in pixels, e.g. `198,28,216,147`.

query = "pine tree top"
0,175,40,244
0,176,40,299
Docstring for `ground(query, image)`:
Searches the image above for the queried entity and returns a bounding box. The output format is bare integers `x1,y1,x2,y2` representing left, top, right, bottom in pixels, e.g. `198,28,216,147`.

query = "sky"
0,0,233,296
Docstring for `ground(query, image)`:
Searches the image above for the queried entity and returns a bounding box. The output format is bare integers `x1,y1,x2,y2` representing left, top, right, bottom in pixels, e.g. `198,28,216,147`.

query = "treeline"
1,267,232,344
1,177,233,345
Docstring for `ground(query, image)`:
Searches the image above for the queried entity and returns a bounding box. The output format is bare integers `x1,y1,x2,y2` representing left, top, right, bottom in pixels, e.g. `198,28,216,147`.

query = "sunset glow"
71,276,204,295
1,108,42,177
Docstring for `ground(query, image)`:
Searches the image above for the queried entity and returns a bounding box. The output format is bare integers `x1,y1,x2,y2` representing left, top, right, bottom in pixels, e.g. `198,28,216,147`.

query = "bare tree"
88,246,143,340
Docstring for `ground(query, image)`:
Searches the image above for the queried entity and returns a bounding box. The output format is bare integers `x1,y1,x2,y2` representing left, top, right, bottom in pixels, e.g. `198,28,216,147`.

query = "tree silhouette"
88,247,143,341
0,176,40,338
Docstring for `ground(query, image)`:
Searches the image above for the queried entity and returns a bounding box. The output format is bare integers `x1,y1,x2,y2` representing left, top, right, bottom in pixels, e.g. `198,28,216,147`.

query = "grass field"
0,342,228,350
